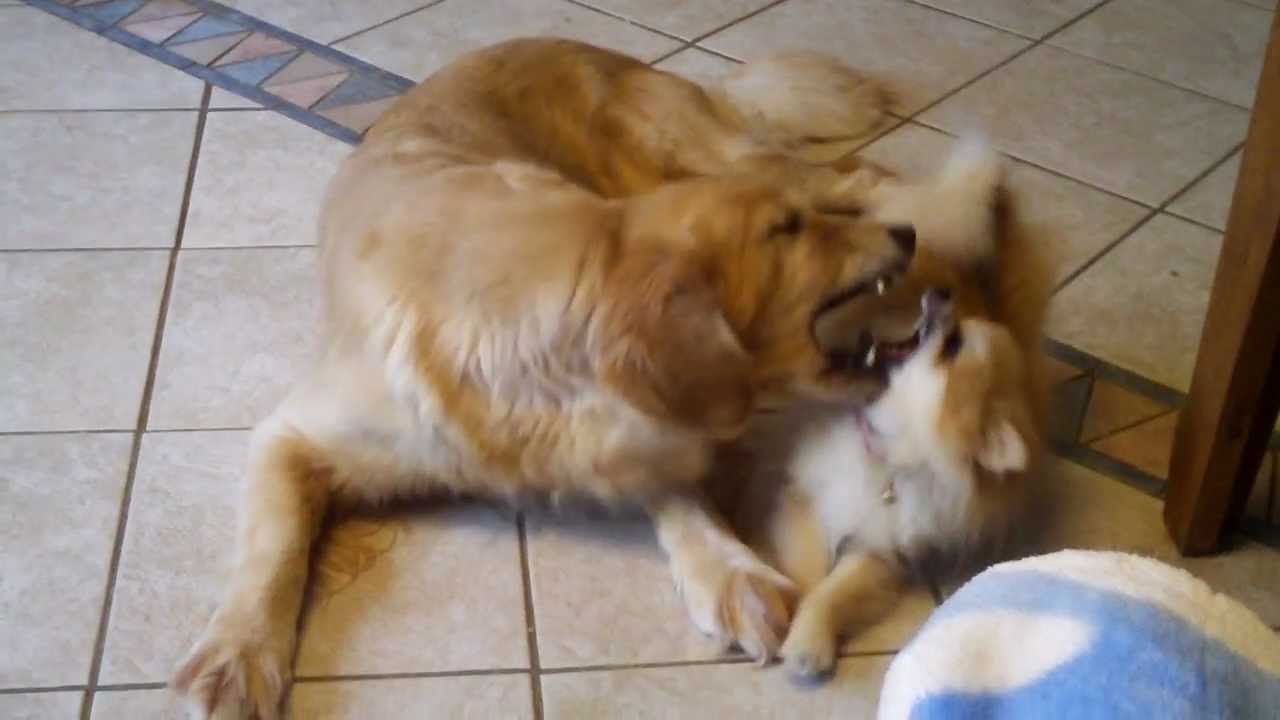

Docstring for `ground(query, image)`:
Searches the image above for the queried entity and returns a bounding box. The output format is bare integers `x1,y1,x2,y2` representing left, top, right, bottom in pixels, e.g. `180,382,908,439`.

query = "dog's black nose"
887,224,916,257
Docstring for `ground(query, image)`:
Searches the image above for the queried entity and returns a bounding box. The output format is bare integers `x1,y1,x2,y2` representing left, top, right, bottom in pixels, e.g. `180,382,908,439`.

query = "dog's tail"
706,52,890,147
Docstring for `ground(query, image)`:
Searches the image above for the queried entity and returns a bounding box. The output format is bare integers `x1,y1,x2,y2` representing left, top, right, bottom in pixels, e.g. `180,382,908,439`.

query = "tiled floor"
2,0,1279,718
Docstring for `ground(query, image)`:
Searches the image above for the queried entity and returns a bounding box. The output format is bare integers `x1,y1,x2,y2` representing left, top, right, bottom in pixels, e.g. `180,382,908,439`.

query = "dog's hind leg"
650,493,797,663
779,550,903,680
173,418,333,720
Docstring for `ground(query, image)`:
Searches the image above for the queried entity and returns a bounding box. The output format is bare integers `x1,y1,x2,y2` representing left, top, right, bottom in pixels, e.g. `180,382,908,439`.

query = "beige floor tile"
184,111,349,248
1169,151,1241,231
99,430,248,683
0,434,131,687
289,674,533,719
335,0,680,82
148,247,319,430
526,514,932,669
0,112,195,250
209,88,263,110
1238,0,1278,8
574,0,774,39
0,8,202,110
526,515,723,668
653,47,738,86
1089,411,1179,479
0,692,83,719
295,506,528,677
1017,458,1280,626
1050,0,1271,107
1050,214,1219,392
90,689,186,720
219,0,431,44
860,123,1148,283
0,251,167,431
1078,381,1170,443
542,656,893,719
921,46,1248,204
910,0,1101,38
702,0,1029,114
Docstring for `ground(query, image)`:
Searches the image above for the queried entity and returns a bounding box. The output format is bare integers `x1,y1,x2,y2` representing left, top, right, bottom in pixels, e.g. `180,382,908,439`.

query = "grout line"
1052,140,1245,294
1079,408,1178,447
895,0,1037,41
0,246,175,255
0,685,86,696
539,657,754,675
293,668,529,684
515,515,545,720
1041,42,1254,112
684,0,792,47
80,82,213,720
91,682,168,692
563,0,694,44
145,425,255,434
1056,443,1167,498
326,0,450,47
0,107,203,114
904,117,1153,209
0,428,134,437
649,41,697,66
177,243,318,251
1164,210,1228,235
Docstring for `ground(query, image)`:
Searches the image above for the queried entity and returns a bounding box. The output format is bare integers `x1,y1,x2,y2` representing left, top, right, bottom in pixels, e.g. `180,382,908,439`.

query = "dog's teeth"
875,277,887,296
865,344,878,367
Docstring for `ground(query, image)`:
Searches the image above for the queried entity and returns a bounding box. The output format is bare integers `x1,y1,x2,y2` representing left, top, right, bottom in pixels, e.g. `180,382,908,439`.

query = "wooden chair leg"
1164,10,1280,555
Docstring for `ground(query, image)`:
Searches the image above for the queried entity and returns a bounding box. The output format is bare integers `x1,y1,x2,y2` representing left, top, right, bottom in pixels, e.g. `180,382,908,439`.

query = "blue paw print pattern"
880,550,1280,720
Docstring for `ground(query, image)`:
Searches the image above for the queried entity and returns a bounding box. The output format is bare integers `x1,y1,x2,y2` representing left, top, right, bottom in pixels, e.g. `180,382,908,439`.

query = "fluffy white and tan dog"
725,144,1053,679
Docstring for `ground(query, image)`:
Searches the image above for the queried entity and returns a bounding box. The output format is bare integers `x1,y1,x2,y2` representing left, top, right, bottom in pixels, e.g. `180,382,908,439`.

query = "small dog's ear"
977,417,1028,475
596,248,754,437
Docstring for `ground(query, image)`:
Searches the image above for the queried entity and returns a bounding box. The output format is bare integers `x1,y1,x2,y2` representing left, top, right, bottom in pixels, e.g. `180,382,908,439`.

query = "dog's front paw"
780,612,838,682
678,564,794,663
173,625,289,720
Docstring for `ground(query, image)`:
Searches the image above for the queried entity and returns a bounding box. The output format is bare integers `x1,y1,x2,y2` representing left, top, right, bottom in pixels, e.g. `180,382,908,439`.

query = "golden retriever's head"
596,175,916,437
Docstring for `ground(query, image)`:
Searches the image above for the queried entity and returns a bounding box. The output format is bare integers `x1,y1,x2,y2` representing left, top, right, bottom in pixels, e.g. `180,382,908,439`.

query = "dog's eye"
941,328,964,360
769,210,803,238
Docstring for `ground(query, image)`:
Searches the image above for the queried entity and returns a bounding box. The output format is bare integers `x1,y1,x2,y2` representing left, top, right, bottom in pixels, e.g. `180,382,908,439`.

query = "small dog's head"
866,289,1036,482
596,175,917,436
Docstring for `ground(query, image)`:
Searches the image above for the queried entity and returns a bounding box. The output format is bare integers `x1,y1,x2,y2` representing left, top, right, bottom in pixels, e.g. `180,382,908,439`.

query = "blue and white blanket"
879,550,1280,719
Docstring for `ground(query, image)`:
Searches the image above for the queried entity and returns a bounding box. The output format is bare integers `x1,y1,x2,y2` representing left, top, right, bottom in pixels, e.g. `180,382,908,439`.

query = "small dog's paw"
173,628,288,720
781,618,838,682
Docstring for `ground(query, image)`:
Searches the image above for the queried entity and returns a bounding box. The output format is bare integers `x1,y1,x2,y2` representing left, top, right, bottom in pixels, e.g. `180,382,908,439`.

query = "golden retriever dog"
723,142,1053,679
172,38,931,718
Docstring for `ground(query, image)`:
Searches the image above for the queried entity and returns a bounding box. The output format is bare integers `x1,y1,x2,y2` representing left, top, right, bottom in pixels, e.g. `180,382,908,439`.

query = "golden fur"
722,146,1054,678
172,38,934,718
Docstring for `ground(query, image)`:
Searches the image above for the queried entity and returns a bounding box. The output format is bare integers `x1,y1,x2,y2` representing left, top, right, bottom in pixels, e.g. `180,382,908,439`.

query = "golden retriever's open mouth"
811,270,924,379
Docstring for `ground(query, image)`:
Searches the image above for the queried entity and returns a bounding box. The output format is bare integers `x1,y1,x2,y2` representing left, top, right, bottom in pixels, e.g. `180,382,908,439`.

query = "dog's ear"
596,248,754,437
977,416,1028,475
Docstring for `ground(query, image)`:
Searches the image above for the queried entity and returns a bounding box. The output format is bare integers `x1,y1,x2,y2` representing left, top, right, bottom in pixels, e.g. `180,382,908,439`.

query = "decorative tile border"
25,0,415,143
1042,338,1280,544
20,0,1280,547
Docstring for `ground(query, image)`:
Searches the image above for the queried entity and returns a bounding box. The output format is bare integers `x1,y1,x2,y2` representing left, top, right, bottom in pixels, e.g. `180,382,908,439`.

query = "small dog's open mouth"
811,270,923,378
824,286,955,377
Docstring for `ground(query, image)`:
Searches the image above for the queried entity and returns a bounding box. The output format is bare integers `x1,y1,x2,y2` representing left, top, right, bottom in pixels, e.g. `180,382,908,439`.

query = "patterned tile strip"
20,0,1280,547
26,0,414,144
